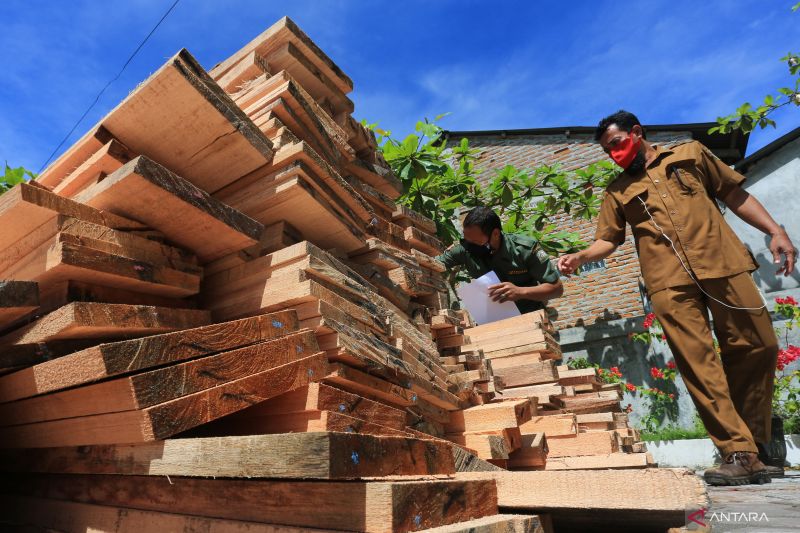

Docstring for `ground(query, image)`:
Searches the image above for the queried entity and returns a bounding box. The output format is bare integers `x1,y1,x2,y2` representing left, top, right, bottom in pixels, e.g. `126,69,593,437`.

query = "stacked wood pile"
0,16,707,533
440,311,654,471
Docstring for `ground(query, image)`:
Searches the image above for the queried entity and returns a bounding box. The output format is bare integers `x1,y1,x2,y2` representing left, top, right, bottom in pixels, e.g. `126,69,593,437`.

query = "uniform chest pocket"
621,183,650,226
668,165,704,197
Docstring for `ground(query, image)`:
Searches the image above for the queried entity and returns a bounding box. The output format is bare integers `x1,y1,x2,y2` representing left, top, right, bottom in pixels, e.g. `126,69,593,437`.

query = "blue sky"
2,0,799,173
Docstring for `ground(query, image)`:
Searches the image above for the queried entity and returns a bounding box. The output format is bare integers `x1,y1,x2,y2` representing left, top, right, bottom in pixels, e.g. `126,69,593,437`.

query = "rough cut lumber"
0,310,296,403
457,469,707,532
214,166,367,253
0,340,98,375
226,382,407,429
0,431,456,478
75,156,264,262
507,433,548,469
2,496,330,533
193,408,411,438
544,452,656,470
37,280,198,317
6,474,499,533
421,514,552,533
5,236,201,298
52,138,132,198
216,49,269,92
519,415,577,437
492,360,557,388
545,431,619,458
0,302,209,350
446,433,510,460
0,280,38,329
0,215,198,279
39,49,274,194
0,330,318,426
452,445,505,472
0,182,145,254
1,352,327,448
557,367,598,386
446,400,534,433
211,17,354,105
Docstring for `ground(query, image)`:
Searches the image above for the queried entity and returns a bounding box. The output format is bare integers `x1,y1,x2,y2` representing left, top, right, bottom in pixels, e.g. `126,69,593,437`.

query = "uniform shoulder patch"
535,249,551,263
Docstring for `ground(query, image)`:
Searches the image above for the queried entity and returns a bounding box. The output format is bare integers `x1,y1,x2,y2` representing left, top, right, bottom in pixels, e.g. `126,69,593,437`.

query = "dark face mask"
461,237,492,258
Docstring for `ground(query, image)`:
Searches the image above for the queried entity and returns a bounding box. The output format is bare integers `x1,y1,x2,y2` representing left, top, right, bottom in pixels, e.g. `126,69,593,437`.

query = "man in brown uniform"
558,110,796,486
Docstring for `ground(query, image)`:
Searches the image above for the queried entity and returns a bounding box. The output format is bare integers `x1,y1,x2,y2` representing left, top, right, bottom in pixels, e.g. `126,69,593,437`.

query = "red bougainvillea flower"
777,345,800,371
776,296,798,306
669,393,675,399
661,334,667,341
650,367,664,379
667,360,676,369
643,312,656,329
625,382,637,392
609,366,623,378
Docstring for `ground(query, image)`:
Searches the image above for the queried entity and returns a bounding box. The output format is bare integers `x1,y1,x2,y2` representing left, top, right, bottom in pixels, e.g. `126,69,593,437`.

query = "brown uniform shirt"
595,141,757,295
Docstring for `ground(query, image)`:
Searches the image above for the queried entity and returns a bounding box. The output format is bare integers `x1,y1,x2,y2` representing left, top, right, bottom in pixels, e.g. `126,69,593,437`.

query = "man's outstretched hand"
557,253,581,276
770,230,797,276
488,282,523,303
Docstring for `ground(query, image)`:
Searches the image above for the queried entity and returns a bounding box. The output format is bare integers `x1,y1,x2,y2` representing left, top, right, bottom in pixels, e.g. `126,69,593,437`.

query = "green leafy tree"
710,4,800,134
1,162,37,195
371,116,617,258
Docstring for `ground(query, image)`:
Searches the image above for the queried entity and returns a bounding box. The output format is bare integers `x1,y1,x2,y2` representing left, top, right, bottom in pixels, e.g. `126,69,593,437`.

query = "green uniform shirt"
437,232,560,314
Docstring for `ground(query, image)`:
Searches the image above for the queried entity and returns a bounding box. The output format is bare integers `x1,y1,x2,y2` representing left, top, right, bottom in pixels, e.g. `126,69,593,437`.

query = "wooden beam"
0,431,456,478
5,235,201,298
225,382,407,429
76,155,264,263
8,473,499,532
39,49,274,194
1,352,327,447
0,302,209,350
456,469,707,532
0,310,295,402
53,138,132,198
2,496,329,533
0,280,38,329
0,182,145,254
0,330,318,425
446,400,534,433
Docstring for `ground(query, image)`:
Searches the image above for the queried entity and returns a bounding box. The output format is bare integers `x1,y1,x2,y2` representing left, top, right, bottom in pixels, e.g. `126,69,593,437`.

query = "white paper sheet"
456,271,520,325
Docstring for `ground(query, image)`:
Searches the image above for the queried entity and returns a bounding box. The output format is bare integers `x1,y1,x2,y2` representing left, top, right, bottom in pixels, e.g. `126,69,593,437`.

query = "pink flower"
643,312,656,329
776,296,798,306
667,360,676,369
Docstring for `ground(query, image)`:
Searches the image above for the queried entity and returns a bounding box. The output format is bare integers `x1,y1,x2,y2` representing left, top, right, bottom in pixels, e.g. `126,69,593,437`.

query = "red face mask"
609,134,642,169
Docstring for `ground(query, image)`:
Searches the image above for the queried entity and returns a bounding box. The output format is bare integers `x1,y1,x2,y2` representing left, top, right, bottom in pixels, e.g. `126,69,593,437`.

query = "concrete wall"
727,136,800,296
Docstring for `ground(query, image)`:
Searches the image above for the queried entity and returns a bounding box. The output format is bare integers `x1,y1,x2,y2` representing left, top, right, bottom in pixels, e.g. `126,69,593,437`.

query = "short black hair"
594,110,646,141
463,206,502,236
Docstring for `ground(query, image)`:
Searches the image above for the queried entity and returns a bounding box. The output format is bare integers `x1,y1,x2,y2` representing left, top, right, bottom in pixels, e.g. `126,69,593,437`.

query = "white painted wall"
727,136,800,295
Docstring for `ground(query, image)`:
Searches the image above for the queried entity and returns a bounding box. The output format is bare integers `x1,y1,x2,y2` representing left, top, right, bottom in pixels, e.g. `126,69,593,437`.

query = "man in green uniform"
558,110,796,486
438,206,563,312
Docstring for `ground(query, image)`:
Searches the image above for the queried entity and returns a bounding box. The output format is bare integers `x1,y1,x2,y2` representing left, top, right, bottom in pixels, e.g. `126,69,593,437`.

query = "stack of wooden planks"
0,16,706,532
437,310,653,471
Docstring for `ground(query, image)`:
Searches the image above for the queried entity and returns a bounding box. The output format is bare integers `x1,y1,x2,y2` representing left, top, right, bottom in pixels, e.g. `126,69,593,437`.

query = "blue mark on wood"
351,451,359,464
272,320,284,328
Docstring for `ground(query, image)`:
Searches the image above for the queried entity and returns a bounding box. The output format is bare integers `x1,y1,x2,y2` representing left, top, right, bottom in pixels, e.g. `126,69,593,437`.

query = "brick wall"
446,130,693,329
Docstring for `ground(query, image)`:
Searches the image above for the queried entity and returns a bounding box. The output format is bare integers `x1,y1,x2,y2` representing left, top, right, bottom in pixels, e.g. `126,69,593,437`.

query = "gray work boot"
703,452,772,486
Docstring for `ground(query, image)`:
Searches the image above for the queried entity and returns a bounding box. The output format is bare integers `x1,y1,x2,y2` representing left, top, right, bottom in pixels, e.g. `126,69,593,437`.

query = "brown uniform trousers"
650,272,779,455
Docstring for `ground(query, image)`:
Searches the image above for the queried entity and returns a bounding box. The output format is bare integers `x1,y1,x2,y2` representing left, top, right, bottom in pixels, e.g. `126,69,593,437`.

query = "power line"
38,0,181,173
